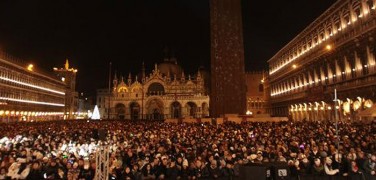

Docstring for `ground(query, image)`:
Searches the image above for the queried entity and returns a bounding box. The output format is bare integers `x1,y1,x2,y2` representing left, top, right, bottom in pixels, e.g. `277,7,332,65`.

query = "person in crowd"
26,161,43,180
363,154,376,180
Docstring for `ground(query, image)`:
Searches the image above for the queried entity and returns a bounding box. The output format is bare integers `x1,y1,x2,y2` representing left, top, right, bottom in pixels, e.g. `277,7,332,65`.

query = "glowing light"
327,106,332,110
0,76,65,95
364,100,373,108
0,110,3,115
27,64,34,71
292,64,297,69
372,6,375,10
246,110,253,115
61,77,65,82
0,97,64,107
326,45,332,51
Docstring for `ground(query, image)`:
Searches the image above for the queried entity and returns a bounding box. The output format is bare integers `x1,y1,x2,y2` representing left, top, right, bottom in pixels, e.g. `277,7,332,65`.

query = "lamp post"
334,89,339,153
141,86,144,120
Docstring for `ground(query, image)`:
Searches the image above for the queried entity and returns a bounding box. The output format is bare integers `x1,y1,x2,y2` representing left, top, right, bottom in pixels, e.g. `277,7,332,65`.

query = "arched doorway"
115,103,126,119
129,102,140,120
171,101,182,118
186,102,197,118
146,98,164,120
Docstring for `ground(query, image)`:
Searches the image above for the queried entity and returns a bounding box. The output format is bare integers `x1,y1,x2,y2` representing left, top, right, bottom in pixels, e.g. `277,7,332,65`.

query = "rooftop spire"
65,59,69,70
142,61,146,80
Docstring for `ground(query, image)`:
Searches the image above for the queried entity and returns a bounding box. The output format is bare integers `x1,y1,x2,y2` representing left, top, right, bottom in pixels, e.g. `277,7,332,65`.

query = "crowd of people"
0,119,375,180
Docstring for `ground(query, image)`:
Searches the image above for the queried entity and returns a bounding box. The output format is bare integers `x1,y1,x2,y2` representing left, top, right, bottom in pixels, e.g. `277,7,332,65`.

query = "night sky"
0,0,337,96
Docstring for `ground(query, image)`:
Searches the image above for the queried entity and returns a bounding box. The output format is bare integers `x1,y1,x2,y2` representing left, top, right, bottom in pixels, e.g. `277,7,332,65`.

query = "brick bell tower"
210,0,247,117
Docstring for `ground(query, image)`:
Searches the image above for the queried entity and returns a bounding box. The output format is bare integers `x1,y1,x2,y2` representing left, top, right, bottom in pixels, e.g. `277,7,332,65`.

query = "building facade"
0,52,71,122
268,0,376,121
53,60,79,119
210,0,247,117
245,71,270,115
97,60,209,120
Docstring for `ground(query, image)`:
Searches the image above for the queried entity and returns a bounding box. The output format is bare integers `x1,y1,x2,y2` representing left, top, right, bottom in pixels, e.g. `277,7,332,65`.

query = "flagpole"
108,62,112,120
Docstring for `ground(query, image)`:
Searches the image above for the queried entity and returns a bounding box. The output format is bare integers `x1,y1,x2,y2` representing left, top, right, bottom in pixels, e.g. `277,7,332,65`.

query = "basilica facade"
97,59,209,120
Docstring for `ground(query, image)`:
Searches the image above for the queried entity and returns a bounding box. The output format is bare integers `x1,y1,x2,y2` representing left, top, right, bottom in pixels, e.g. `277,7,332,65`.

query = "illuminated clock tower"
210,0,247,117
54,59,78,119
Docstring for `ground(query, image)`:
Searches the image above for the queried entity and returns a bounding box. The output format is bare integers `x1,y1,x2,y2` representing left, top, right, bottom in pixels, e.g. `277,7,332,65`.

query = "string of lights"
0,96,65,107
0,75,65,95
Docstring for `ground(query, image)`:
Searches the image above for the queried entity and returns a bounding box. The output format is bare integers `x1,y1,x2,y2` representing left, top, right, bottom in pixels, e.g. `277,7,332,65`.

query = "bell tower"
210,0,246,117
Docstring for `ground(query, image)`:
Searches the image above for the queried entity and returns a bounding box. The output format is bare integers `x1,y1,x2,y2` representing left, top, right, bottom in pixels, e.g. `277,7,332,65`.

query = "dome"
158,60,183,78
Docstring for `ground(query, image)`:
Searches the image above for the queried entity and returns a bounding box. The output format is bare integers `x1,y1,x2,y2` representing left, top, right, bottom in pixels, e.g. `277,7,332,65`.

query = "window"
259,84,264,92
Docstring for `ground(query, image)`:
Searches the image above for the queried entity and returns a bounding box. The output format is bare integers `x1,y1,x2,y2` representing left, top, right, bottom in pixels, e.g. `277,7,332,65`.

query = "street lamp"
326,45,332,51
27,64,34,71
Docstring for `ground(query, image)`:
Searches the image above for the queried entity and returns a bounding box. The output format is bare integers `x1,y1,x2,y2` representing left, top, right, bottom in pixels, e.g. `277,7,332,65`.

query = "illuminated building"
53,59,79,119
245,71,270,116
0,52,69,122
268,0,376,121
97,58,209,120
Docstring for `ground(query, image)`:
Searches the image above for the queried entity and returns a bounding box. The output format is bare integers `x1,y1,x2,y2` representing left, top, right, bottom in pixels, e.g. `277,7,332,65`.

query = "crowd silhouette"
0,120,375,179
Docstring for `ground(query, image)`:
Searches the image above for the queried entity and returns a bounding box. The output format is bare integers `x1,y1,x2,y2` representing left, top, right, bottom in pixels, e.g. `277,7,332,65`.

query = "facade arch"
147,82,165,96
185,102,198,118
129,101,140,120
145,97,164,120
170,101,182,118
115,103,126,119
202,102,209,117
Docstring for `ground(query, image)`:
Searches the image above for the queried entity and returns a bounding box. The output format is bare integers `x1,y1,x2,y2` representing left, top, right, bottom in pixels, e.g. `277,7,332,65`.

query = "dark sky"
0,0,337,95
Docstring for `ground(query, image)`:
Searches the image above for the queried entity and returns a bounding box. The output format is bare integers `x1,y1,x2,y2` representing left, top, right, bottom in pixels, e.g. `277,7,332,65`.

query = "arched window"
259,84,264,92
147,83,165,96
